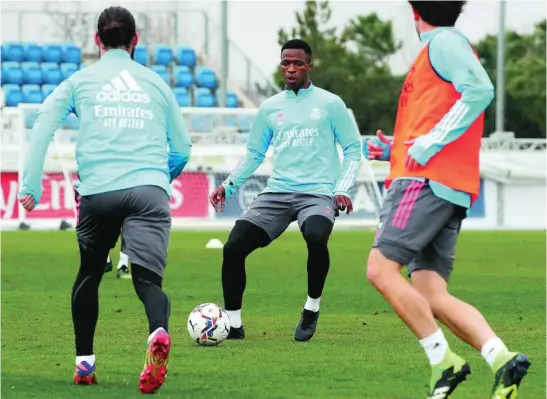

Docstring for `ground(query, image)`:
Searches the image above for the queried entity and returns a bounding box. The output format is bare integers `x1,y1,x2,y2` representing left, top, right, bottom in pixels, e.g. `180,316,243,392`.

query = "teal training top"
19,49,192,204
222,83,362,199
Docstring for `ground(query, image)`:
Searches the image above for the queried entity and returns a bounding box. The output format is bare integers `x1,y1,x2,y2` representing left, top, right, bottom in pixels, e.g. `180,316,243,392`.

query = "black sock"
302,215,333,300
72,247,107,356
222,220,270,310
132,265,170,334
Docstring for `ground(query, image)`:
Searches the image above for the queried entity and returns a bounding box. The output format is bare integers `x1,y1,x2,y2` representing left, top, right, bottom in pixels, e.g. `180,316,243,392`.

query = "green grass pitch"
1,230,545,399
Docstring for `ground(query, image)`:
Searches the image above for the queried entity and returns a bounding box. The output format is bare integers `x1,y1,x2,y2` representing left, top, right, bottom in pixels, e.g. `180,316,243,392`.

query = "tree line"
271,1,546,139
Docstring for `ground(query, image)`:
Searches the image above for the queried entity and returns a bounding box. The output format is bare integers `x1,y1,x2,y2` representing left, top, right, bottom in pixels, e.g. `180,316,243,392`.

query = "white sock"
76,354,95,366
481,336,507,368
147,327,167,345
117,252,129,269
106,255,111,263
304,296,320,312
419,329,449,366
226,310,242,328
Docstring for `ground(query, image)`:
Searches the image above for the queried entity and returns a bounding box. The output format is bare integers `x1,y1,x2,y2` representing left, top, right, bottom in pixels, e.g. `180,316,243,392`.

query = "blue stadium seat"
60,62,78,80
2,84,23,106
42,44,63,63
2,43,24,62
195,67,217,89
172,87,190,107
62,43,81,64
22,84,43,103
0,44,3,62
41,62,63,84
154,45,173,66
174,45,196,67
23,43,42,62
194,88,215,107
21,62,43,85
217,90,239,108
150,65,169,84
134,44,148,66
173,66,193,88
2,62,23,85
42,84,57,99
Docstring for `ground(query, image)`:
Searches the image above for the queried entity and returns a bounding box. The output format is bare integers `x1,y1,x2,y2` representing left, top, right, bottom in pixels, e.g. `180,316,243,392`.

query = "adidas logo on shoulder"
96,70,151,103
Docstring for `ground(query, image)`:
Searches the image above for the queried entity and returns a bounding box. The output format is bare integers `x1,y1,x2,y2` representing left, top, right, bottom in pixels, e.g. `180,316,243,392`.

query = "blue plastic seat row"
150,65,218,89
173,87,238,108
133,44,196,68
1,62,78,85
1,43,81,64
2,84,56,106
2,84,239,108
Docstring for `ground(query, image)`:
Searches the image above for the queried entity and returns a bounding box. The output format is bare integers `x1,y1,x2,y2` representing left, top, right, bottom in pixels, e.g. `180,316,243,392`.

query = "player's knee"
223,220,269,260
222,239,242,261
132,264,162,291
302,216,332,248
79,245,109,277
366,248,396,290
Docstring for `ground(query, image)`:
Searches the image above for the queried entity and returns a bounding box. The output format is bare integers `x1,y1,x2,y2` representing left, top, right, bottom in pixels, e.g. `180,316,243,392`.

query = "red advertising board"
0,172,210,220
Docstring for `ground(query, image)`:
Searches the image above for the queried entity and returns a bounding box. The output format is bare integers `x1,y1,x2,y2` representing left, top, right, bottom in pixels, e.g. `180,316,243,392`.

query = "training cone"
205,239,224,249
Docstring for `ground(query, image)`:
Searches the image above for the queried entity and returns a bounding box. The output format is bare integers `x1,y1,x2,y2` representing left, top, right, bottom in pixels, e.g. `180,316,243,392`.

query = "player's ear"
132,32,139,48
308,61,313,72
94,32,102,48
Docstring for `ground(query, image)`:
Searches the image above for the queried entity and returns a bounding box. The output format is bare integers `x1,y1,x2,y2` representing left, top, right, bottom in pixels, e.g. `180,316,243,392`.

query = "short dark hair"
281,39,312,58
409,1,466,27
97,6,136,49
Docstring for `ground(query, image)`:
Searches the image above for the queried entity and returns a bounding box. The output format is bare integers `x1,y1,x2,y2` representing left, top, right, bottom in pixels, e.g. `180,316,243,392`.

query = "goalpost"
1,104,387,231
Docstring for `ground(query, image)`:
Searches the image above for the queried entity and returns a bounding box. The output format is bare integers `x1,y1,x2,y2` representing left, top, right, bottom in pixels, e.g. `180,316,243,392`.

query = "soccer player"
209,39,362,342
362,2,530,398
17,6,191,394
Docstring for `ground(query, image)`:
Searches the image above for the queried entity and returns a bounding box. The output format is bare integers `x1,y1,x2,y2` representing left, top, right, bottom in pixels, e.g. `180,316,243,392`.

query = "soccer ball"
187,303,231,346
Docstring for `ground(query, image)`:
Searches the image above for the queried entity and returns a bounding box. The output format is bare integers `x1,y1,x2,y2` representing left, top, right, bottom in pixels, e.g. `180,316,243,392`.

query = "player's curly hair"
97,6,136,49
409,1,466,27
281,39,313,57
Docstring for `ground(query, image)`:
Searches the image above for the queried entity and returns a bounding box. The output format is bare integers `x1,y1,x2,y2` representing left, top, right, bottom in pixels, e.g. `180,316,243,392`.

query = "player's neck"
417,20,441,36
290,80,311,95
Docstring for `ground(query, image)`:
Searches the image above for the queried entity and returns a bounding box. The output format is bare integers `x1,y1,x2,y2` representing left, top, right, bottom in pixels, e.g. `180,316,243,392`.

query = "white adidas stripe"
101,70,142,92
110,75,129,91
420,101,470,151
119,70,142,91
337,160,360,193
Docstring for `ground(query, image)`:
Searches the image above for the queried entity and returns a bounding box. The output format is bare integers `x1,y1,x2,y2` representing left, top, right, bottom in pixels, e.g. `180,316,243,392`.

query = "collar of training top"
419,26,457,45
102,49,132,60
284,81,314,98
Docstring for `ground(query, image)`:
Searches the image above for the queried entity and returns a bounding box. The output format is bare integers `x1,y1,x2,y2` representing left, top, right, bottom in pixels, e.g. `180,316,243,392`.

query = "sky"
1,0,546,89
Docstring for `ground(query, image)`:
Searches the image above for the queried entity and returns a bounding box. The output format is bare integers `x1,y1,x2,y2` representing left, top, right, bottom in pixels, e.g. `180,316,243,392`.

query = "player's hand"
209,186,226,212
404,139,422,172
18,195,35,212
363,130,392,161
334,195,353,215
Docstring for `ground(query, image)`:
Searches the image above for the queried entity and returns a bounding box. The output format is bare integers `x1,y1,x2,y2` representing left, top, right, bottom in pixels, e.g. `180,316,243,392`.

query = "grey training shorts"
372,179,466,281
239,192,339,240
75,185,171,277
